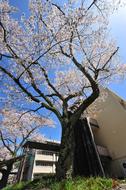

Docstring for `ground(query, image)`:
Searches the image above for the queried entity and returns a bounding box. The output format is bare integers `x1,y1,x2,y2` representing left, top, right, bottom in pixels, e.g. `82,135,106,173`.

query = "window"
123,162,126,168
55,153,59,161
34,173,45,179
55,152,59,157
36,161,53,166
37,150,53,156
120,99,126,110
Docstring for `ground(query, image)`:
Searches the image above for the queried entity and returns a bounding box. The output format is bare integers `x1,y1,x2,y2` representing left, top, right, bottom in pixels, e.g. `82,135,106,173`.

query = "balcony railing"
97,145,109,157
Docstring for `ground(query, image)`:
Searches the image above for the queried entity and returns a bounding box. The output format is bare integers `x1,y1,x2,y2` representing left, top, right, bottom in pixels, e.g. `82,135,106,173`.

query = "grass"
2,181,30,190
2,177,113,190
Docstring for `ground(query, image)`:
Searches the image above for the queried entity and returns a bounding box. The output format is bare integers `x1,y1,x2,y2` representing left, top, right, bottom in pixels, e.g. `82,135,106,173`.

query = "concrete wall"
32,150,58,179
110,156,126,178
35,154,54,161
33,165,54,174
92,89,126,177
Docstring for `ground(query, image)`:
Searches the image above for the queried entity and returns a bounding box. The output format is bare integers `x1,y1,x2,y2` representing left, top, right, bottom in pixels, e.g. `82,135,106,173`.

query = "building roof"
105,88,126,105
23,140,60,151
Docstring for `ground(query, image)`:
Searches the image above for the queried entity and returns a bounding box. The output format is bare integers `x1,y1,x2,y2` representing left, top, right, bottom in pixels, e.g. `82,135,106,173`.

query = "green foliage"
2,181,30,190
50,177,112,190
3,177,113,190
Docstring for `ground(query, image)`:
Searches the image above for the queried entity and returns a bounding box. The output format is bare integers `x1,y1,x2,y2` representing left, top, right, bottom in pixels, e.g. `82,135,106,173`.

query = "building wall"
32,149,58,179
92,89,126,177
109,157,126,178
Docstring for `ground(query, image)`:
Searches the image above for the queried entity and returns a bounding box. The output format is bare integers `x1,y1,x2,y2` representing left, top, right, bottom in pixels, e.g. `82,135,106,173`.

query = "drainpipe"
86,117,105,177
17,146,28,182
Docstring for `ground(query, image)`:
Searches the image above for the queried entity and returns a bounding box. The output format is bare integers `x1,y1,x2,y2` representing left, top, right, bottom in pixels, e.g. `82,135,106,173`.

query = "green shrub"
50,177,112,190
2,181,29,190
3,177,113,190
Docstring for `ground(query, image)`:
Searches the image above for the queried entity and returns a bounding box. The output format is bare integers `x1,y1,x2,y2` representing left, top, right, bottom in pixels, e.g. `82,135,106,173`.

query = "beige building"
90,88,126,178
18,141,60,181
32,148,59,179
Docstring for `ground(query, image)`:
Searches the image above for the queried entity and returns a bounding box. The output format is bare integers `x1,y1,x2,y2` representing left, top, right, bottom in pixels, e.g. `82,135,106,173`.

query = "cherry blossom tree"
0,108,52,188
0,0,125,179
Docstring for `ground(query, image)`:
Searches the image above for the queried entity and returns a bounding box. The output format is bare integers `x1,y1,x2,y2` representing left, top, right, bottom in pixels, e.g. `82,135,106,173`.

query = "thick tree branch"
0,131,14,155
16,125,39,153
41,102,62,122
0,65,62,121
65,85,91,102
59,31,100,123
21,63,54,107
94,47,119,80
52,3,65,16
87,0,97,11
101,47,119,70
38,64,64,101
0,65,40,103
0,22,19,59
70,87,99,125
0,53,14,60
14,106,44,124
66,32,97,92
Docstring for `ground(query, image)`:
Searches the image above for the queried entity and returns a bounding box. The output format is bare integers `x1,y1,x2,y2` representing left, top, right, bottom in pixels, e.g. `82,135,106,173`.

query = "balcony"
89,118,99,131
97,145,109,157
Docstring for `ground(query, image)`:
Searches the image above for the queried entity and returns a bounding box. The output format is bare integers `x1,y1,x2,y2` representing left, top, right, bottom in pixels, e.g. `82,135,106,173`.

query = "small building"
17,141,60,181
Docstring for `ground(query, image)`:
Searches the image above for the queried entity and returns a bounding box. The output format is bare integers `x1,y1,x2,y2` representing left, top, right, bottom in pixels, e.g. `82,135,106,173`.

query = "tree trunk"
56,118,105,180
74,118,105,177
56,122,75,180
0,163,13,189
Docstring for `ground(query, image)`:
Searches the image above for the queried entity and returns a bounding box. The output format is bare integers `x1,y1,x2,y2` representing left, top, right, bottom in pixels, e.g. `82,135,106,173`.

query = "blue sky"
109,7,126,99
8,0,126,140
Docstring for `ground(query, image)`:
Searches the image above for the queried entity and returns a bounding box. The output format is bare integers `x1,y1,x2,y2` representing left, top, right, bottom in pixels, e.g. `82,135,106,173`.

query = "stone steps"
113,184,126,190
